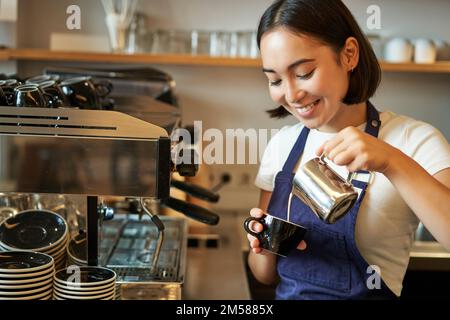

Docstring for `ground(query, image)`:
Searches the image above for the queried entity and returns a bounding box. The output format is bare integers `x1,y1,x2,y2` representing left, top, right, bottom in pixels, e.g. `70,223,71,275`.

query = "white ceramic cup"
414,38,437,64
434,40,450,61
384,37,413,63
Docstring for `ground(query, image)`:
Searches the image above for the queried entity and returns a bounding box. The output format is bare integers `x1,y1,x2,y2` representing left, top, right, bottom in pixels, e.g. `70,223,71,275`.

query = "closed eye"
269,79,282,87
297,69,315,80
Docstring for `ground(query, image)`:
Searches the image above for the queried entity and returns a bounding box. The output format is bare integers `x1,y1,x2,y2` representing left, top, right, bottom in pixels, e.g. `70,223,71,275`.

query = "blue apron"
267,101,397,300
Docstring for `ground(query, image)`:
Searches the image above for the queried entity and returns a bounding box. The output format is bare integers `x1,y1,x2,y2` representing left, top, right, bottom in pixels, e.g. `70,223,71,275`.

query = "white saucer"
43,236,69,256
54,266,116,287
53,290,115,300
0,288,52,300
0,276,53,290
0,269,54,284
0,264,54,279
39,293,53,300
54,285,114,296
54,280,115,292
0,251,54,273
0,209,68,252
100,293,116,300
0,282,53,297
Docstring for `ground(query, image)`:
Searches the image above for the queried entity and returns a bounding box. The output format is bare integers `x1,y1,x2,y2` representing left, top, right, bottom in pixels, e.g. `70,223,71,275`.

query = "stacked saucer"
0,209,69,271
115,283,121,300
0,251,54,300
67,232,87,267
53,266,116,300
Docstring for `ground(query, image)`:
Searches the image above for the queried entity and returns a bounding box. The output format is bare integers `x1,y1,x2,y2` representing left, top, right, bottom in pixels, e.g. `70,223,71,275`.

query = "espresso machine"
0,67,221,299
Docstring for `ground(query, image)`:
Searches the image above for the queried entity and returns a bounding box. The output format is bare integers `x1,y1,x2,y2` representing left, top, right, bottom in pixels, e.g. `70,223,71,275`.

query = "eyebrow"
262,58,315,73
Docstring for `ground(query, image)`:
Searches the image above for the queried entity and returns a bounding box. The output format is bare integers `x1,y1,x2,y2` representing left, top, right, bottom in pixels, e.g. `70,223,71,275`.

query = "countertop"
182,210,251,300
409,241,450,271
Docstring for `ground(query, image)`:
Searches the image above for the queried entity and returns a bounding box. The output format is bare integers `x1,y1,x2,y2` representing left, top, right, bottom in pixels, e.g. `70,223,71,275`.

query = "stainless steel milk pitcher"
292,155,359,224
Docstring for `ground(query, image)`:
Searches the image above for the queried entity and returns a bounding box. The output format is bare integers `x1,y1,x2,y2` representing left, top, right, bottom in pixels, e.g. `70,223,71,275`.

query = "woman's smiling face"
260,27,354,131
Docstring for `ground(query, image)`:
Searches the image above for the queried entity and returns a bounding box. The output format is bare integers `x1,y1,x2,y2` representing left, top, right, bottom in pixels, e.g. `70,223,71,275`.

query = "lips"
294,99,321,115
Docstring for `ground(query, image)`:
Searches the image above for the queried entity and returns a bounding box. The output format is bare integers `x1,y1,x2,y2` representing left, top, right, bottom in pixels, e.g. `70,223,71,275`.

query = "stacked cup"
0,251,54,300
53,266,116,300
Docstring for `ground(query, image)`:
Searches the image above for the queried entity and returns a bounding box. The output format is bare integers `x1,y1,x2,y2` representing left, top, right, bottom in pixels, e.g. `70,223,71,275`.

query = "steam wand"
139,198,165,275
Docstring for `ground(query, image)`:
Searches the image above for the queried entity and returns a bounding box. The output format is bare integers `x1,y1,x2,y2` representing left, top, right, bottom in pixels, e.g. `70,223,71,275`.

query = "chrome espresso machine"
0,67,220,300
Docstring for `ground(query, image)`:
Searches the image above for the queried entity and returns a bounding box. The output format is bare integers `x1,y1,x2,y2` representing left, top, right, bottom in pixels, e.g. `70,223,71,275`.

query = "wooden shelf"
2,48,450,73
0,49,10,61
379,61,450,74
4,49,260,68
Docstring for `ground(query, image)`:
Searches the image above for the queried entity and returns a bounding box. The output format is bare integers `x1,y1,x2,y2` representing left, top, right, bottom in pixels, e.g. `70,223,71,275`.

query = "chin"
294,116,323,130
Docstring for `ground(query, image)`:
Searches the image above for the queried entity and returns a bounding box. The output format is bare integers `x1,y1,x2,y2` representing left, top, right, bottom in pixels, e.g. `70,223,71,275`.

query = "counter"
183,210,251,300
409,241,450,271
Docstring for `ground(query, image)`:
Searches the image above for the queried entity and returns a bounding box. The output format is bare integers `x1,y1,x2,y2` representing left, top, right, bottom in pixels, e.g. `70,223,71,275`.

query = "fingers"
325,141,349,164
252,247,264,254
319,127,363,161
321,135,345,158
247,233,258,245
247,233,263,254
333,148,357,167
316,144,325,157
247,208,264,234
250,207,265,218
297,240,307,251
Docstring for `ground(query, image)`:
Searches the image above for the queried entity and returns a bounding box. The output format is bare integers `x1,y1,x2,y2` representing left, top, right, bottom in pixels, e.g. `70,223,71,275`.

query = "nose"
285,80,306,104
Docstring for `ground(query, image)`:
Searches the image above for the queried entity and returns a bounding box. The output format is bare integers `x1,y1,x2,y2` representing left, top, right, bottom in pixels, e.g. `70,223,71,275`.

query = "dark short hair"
258,0,381,118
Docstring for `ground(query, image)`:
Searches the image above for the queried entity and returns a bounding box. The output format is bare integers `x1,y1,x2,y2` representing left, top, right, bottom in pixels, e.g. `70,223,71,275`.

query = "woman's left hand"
316,126,396,174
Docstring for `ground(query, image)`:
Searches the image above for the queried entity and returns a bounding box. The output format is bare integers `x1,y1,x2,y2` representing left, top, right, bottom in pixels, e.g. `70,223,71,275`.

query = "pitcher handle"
347,171,374,184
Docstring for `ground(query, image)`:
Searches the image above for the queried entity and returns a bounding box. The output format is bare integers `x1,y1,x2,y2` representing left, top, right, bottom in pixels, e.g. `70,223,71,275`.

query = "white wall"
0,21,16,74
10,0,450,210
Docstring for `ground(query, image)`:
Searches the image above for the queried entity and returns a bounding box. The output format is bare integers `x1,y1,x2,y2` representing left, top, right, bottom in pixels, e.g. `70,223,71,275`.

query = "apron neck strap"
281,126,310,172
364,100,381,137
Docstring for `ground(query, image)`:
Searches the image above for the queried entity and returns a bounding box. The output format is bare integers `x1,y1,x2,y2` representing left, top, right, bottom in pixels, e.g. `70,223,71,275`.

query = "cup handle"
4,90,15,106
42,92,55,107
94,81,113,98
244,216,263,239
61,85,73,97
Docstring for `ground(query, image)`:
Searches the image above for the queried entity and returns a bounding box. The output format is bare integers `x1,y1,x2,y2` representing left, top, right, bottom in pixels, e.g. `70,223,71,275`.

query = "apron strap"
281,126,310,173
364,101,381,138
351,101,381,189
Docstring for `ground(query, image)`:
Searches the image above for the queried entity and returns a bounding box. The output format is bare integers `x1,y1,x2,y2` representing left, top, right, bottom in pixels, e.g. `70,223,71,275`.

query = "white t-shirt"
255,111,450,297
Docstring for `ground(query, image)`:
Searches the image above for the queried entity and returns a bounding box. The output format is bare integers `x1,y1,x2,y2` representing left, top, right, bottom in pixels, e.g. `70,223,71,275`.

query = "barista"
245,0,450,300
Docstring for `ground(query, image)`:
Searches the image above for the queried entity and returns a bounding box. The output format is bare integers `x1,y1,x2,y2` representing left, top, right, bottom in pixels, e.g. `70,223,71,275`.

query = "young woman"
246,0,450,300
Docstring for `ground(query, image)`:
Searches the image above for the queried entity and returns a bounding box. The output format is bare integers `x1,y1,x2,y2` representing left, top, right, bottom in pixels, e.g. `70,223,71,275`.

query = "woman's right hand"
246,208,307,254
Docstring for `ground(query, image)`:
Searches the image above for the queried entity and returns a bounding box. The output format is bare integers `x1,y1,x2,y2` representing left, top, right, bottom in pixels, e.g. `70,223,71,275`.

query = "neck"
318,101,367,133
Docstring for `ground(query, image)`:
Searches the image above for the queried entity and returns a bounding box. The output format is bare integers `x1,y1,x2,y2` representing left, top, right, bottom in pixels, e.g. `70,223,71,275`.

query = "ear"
340,37,359,72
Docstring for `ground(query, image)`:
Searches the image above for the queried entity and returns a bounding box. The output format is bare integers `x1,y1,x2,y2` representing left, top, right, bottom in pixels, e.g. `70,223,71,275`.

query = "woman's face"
260,28,352,131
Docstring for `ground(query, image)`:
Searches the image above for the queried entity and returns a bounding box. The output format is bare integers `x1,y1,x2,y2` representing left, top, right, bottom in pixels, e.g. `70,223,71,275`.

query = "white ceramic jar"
434,40,450,61
384,37,413,63
414,38,437,64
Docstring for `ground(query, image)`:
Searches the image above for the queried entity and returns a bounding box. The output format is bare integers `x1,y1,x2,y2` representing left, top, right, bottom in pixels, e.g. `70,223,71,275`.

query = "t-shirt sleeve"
404,120,450,175
254,132,281,192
